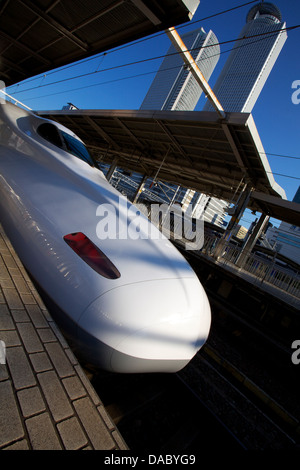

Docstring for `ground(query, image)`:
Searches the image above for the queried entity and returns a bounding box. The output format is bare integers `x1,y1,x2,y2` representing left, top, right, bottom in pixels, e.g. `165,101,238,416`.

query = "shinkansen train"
0,101,211,373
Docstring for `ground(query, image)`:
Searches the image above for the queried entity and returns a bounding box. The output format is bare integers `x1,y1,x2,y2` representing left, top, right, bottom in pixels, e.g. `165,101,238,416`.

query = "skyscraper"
140,27,220,111
139,27,228,226
203,2,287,113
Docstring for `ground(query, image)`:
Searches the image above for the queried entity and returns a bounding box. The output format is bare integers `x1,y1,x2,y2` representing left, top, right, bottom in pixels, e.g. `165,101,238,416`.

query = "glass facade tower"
203,2,287,113
138,27,229,226
140,27,220,111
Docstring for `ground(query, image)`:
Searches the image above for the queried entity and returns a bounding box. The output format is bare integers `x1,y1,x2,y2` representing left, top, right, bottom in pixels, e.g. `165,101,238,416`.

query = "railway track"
178,349,298,450
89,295,299,451
82,247,300,450
90,340,298,451
91,368,244,452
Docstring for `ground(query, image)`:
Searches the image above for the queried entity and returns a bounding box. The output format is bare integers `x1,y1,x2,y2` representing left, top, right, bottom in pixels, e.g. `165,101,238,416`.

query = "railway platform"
0,226,128,450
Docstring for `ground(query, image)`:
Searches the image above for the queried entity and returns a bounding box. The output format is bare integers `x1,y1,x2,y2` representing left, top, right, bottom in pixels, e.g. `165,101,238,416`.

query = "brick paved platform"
0,226,128,450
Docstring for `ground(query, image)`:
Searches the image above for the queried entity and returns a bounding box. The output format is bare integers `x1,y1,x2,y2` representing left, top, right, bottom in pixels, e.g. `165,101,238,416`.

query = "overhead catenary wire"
12,33,268,101
267,172,300,180
9,24,299,98
262,152,300,161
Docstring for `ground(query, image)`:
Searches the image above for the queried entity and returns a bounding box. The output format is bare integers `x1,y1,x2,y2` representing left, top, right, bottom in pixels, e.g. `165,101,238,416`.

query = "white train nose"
77,277,211,373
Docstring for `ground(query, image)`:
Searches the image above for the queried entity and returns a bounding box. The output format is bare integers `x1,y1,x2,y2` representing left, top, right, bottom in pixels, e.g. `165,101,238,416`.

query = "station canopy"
0,0,199,86
36,107,299,225
2,0,298,225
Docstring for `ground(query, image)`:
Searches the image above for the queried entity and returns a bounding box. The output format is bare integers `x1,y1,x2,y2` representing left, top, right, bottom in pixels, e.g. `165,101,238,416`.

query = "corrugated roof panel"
38,108,286,207
0,0,200,86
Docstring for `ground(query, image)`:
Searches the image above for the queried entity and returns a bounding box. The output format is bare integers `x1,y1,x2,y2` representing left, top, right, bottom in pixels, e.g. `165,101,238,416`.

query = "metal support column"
106,157,119,182
235,213,270,268
133,175,148,203
214,186,253,259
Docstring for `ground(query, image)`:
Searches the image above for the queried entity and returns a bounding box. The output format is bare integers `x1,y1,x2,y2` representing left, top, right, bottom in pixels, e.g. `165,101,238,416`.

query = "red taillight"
63,232,120,279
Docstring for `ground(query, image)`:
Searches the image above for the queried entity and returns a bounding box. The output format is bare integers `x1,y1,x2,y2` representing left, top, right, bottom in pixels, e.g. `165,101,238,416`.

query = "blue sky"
7,0,300,228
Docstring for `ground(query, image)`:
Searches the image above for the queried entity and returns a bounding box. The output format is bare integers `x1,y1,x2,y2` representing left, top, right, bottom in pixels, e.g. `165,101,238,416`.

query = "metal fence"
152,213,300,308
200,234,300,308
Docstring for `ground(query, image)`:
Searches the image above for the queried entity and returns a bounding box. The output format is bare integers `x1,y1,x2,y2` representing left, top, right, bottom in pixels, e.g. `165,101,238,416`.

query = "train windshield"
61,130,95,167
37,122,96,167
37,122,64,149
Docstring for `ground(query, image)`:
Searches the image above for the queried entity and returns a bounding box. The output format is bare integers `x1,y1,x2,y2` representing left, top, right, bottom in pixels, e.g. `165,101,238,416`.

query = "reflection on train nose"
78,277,211,373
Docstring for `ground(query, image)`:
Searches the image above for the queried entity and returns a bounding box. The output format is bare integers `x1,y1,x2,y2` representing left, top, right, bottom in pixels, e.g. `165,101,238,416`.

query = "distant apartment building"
185,191,228,227
233,225,248,240
265,186,300,264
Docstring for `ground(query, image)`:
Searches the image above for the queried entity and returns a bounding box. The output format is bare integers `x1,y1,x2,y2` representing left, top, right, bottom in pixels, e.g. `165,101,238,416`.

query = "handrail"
0,90,32,111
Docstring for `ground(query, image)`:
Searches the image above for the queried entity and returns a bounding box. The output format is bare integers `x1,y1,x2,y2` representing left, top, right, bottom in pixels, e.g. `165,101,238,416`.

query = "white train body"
0,101,211,373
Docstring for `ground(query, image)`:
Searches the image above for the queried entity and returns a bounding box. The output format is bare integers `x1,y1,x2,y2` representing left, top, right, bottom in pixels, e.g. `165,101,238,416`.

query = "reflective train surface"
0,101,211,373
